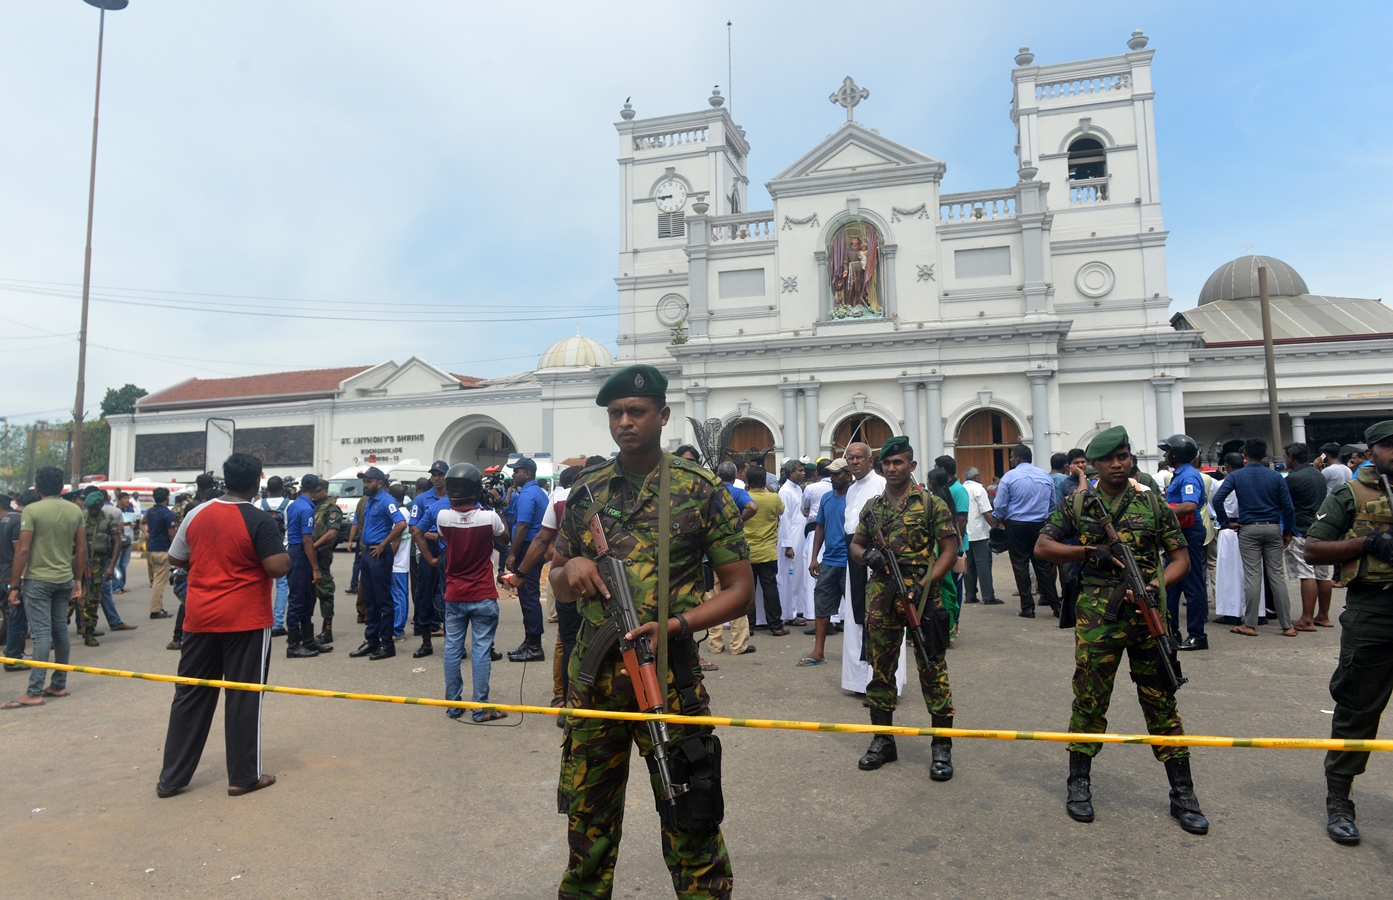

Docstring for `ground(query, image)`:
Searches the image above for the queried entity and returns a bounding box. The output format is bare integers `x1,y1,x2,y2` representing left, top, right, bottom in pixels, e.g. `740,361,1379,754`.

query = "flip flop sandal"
41,688,69,698
1281,628,1299,637
1230,626,1257,636
700,660,720,671
472,710,509,724
796,657,828,667
2,698,44,710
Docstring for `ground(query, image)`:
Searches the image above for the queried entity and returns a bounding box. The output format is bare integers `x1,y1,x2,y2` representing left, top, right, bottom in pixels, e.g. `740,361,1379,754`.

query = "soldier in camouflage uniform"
1035,425,1208,835
1303,419,1393,846
550,364,753,900
80,492,121,647
310,480,344,646
848,436,959,779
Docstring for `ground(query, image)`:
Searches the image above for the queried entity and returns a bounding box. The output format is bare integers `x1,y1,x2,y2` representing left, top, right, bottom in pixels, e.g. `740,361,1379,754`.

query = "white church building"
107,30,1393,485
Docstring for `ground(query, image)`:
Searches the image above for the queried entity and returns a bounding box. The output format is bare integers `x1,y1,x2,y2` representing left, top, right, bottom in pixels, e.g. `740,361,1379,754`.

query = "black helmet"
1158,434,1199,463
445,463,484,501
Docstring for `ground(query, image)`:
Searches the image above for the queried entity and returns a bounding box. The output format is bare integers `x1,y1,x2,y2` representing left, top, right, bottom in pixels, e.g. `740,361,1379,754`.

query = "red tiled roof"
139,366,375,409
451,373,485,388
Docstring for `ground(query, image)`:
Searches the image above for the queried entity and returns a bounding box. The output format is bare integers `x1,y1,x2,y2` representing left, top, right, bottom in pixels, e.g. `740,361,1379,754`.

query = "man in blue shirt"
504,457,549,662
991,443,1060,618
348,466,409,660
1160,435,1210,650
803,459,853,665
284,475,331,658
407,460,451,658
1211,438,1297,636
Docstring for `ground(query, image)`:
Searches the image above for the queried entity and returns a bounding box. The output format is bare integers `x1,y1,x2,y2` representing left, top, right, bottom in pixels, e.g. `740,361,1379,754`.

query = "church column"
814,251,830,319
897,377,920,454
922,375,945,462
780,384,800,462
1027,371,1053,462
1151,377,1175,439
1290,411,1309,445
881,243,898,319
685,386,710,447
686,215,711,337
802,381,823,458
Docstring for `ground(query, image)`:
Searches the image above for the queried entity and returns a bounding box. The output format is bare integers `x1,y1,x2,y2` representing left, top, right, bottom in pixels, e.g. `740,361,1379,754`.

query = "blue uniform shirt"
410,485,448,529
514,480,549,542
285,494,316,546
1165,462,1207,533
422,495,452,550
360,490,409,544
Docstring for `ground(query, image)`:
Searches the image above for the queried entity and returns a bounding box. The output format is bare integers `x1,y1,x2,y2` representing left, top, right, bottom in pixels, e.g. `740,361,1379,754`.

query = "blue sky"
2,1,1389,422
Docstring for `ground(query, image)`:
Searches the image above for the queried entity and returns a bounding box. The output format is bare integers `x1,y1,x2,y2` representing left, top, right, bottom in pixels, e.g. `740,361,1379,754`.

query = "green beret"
595,364,668,407
878,435,913,461
1085,425,1130,461
84,491,106,508
1365,419,1393,447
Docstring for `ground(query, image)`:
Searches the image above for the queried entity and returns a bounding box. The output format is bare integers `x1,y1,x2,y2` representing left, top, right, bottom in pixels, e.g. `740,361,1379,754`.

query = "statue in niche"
829,221,882,318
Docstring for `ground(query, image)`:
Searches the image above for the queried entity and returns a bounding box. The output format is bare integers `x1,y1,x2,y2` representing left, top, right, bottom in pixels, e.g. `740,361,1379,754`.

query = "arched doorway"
832,414,894,458
954,409,1022,487
728,419,776,471
446,424,516,469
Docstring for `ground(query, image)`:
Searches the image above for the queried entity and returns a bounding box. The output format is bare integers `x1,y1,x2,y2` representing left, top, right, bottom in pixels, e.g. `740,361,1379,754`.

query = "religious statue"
829,222,881,317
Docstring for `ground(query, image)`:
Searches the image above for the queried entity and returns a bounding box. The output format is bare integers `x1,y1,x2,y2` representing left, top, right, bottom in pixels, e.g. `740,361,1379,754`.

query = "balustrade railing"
940,190,1017,224
1068,177,1109,205
633,127,708,150
708,212,776,243
1036,72,1131,101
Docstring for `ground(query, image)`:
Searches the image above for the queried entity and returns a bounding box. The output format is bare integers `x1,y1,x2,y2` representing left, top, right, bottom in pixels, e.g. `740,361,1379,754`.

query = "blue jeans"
443,600,499,715
272,576,288,629
392,572,409,634
101,577,123,627
112,545,132,592
22,579,73,697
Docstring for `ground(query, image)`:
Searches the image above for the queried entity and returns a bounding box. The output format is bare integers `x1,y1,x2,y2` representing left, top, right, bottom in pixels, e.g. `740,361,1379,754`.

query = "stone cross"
829,76,869,123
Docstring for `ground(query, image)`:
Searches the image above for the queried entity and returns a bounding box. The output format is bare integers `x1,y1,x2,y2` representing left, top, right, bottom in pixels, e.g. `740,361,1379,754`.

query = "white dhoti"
777,544,808,622
840,569,906,695
1214,528,1263,618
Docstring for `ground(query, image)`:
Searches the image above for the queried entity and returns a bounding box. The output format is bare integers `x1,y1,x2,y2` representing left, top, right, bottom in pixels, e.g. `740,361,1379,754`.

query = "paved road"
3,554,1390,898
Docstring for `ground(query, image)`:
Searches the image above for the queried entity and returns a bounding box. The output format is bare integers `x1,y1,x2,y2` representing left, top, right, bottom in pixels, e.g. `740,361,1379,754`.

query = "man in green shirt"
744,463,788,636
1304,419,1393,846
5,466,87,709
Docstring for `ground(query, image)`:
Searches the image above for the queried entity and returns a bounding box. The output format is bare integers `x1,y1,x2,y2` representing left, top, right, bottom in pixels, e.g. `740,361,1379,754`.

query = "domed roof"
1198,255,1309,306
537,335,615,370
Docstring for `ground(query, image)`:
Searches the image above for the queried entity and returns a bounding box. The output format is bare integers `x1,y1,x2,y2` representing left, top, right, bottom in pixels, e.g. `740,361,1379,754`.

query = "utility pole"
1258,265,1281,449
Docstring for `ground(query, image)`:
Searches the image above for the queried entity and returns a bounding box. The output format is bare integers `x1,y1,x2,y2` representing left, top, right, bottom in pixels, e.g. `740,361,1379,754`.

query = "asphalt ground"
3,552,1390,899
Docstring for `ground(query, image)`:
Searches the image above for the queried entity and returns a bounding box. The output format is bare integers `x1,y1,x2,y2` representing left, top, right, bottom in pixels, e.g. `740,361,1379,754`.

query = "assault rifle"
1084,493,1187,692
871,522,949,660
574,513,686,810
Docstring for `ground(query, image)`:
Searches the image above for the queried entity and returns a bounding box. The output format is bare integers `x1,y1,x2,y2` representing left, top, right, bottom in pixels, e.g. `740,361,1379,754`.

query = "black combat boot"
1163,756,1209,835
285,626,318,658
929,715,954,781
302,621,333,653
858,710,898,770
413,634,434,658
1326,774,1360,845
508,635,545,663
490,644,503,662
316,618,333,647
1066,751,1095,823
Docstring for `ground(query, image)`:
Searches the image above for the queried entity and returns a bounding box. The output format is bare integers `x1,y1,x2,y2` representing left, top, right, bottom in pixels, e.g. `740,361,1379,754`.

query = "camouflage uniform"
856,488,956,717
553,454,749,900
1041,485,1189,761
80,510,122,637
312,497,344,622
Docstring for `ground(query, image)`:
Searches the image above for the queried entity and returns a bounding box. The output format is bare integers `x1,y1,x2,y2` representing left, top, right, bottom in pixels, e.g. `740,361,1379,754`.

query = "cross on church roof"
830,76,869,123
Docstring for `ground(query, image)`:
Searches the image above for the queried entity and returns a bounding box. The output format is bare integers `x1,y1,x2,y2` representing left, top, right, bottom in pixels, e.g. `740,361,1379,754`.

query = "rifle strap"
657,455,672,713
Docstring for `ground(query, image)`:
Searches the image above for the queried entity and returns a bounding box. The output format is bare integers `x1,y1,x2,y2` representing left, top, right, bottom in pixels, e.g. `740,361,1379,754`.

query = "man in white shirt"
841,442,905,695
777,460,808,625
961,467,998,604
258,476,291,637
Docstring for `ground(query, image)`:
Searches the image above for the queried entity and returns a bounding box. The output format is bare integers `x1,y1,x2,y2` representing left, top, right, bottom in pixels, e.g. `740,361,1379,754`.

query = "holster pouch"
1128,642,1183,693
647,732,724,833
919,606,952,658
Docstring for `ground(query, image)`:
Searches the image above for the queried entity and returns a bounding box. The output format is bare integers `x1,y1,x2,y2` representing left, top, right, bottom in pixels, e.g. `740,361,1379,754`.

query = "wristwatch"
675,613,691,641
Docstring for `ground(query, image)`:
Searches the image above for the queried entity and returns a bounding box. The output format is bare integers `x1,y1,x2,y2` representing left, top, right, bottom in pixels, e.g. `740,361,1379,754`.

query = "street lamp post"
70,0,128,487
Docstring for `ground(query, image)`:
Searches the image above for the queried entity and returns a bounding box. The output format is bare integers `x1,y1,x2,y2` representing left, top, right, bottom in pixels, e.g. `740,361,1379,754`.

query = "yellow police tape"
3,656,1388,752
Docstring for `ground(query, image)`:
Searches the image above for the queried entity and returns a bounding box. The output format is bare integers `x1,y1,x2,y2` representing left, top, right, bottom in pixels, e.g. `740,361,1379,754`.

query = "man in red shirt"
156,453,290,798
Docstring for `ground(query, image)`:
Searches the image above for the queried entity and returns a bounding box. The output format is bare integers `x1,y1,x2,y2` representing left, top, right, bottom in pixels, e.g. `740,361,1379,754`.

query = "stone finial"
620,98,635,120
709,86,724,108
1014,46,1035,66
1127,29,1149,51
691,200,710,215
1018,163,1038,181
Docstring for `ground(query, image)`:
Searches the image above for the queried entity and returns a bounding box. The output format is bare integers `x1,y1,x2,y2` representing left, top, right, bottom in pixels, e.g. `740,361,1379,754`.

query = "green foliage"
100,383,147,418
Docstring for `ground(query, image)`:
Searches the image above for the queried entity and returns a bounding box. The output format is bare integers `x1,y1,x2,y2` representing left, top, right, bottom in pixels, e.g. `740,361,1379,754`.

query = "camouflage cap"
1366,420,1393,446
1085,425,1130,461
595,364,667,407
878,435,913,461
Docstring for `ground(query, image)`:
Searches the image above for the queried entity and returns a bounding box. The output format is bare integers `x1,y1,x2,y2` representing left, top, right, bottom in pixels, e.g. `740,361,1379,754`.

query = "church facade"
107,31,1393,485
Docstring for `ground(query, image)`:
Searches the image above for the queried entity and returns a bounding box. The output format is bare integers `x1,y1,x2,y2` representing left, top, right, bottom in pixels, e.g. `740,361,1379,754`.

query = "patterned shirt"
855,488,957,604
1041,485,1186,588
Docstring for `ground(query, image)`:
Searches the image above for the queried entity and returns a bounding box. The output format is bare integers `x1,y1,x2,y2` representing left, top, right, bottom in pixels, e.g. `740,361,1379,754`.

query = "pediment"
770,123,944,193
338,361,398,393
357,357,463,397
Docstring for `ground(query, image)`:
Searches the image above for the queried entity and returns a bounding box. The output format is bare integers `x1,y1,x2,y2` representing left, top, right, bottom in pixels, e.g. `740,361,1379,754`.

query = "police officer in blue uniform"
285,474,332,658
408,460,451,658
348,466,410,661
1161,435,1209,651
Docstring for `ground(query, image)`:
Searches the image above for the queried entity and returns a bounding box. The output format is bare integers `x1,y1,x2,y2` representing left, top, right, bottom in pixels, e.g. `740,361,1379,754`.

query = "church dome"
537,335,615,370
1197,255,1309,306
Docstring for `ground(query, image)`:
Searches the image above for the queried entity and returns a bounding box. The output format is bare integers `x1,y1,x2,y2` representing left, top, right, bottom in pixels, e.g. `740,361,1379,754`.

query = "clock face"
655,180,687,213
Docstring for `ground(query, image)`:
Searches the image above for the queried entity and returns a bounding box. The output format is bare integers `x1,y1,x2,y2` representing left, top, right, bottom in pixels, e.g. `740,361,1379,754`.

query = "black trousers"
1005,519,1058,613
159,628,271,789
413,554,442,636
748,560,783,631
557,600,584,701
849,560,868,626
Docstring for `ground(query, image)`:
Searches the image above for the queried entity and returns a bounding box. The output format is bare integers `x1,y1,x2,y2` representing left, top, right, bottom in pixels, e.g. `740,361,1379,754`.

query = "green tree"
100,383,147,418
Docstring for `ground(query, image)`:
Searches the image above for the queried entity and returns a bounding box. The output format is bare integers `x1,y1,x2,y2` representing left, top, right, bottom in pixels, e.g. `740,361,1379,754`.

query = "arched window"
954,410,1022,487
1067,137,1106,181
832,414,894,457
728,419,776,470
